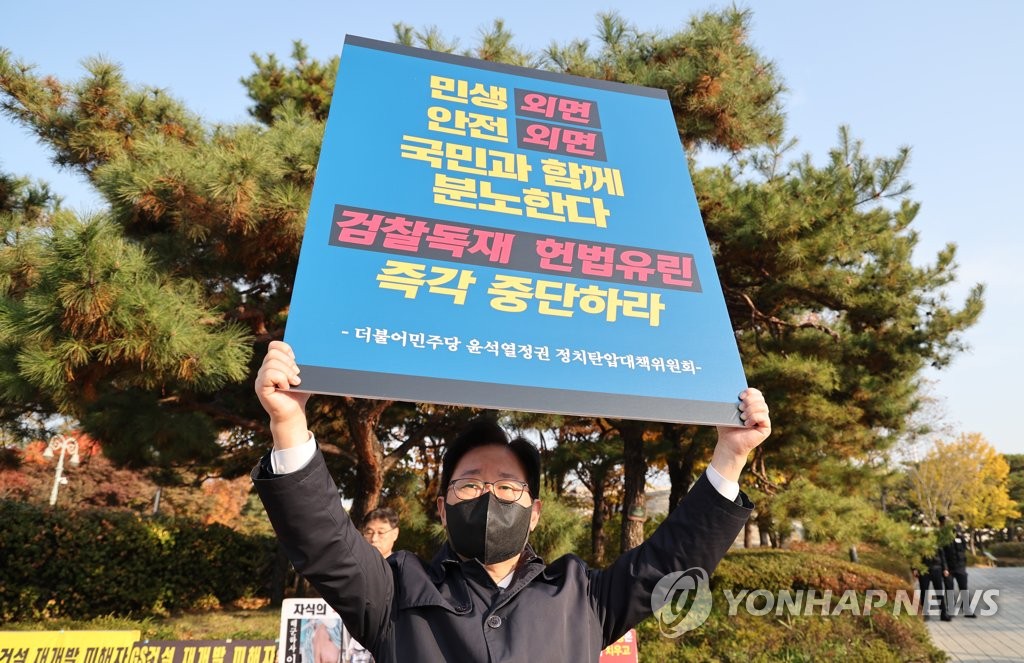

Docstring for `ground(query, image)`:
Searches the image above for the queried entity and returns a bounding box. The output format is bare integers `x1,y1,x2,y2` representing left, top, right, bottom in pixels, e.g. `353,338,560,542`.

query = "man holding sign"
255,34,771,662
253,340,770,662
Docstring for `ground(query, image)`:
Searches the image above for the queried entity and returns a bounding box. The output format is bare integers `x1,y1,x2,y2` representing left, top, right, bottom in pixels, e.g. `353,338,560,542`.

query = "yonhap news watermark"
651,568,1000,637
720,587,999,619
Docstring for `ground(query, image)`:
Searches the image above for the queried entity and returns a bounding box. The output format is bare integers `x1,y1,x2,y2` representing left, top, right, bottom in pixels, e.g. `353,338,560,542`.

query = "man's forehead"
454,444,527,479
366,518,393,528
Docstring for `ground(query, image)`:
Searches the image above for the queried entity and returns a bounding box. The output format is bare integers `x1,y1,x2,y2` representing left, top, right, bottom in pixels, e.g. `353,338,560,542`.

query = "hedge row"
0,499,275,621
635,549,946,663
987,541,1024,567
987,541,1024,559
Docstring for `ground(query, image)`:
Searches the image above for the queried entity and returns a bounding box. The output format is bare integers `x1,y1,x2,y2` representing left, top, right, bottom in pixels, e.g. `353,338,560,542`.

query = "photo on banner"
279,598,373,663
285,36,747,425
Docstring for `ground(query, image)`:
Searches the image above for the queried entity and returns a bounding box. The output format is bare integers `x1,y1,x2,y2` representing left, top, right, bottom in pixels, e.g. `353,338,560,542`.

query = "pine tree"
0,8,982,535
0,49,311,469
696,128,983,499
0,172,251,464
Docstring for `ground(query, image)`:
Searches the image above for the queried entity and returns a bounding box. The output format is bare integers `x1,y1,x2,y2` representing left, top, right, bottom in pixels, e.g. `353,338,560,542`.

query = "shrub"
0,499,274,621
987,541,1024,566
769,478,930,562
987,541,1024,558
635,549,946,663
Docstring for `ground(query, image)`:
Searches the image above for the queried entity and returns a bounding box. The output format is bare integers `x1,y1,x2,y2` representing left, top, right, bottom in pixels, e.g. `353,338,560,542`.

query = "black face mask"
444,491,533,564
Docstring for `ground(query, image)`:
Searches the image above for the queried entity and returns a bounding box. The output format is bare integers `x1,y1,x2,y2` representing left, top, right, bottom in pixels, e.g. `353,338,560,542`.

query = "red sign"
599,628,638,662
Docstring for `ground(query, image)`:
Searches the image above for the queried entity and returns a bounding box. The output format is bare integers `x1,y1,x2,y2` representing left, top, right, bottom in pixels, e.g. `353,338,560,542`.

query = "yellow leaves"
909,432,1020,528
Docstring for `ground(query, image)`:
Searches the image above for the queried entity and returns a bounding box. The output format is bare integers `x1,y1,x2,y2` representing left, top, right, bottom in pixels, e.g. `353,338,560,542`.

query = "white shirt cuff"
706,463,740,502
270,432,317,474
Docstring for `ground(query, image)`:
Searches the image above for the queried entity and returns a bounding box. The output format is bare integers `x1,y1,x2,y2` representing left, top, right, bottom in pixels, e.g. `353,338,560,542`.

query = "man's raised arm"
251,341,394,650
588,389,771,645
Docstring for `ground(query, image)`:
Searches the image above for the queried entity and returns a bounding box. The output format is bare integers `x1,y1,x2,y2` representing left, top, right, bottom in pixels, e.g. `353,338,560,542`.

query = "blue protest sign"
284,36,746,425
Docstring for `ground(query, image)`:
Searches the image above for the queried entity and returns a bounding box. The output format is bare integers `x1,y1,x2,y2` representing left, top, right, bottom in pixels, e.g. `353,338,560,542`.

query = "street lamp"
42,434,79,506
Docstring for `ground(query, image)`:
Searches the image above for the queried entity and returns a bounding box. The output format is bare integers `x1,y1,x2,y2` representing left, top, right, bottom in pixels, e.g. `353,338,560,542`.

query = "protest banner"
129,640,277,663
0,631,139,663
599,628,639,662
0,632,277,663
278,598,369,663
286,36,747,425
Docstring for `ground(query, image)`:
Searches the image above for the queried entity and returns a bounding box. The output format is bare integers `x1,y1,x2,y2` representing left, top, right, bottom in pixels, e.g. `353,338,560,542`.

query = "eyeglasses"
361,526,397,539
448,478,530,503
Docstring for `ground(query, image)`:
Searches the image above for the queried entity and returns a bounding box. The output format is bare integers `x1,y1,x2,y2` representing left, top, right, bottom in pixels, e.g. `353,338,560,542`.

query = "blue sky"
2,1,1020,454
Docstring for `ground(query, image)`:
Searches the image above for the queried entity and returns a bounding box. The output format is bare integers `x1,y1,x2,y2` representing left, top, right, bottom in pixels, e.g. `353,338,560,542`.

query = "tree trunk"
342,397,391,525
619,423,647,553
757,510,774,547
589,485,602,569
744,519,754,548
666,432,701,512
589,461,610,565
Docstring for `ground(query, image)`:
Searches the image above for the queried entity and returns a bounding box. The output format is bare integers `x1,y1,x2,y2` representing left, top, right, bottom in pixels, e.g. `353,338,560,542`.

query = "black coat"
252,447,752,663
919,551,946,574
943,533,969,571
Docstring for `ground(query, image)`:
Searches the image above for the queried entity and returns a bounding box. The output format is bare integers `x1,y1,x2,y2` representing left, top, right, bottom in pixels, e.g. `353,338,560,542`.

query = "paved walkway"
925,567,1024,662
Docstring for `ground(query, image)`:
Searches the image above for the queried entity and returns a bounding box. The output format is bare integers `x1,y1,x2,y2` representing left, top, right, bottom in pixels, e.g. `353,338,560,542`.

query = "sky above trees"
2,0,1019,453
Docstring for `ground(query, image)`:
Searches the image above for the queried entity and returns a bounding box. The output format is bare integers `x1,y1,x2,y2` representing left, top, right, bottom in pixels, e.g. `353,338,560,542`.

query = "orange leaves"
200,475,252,527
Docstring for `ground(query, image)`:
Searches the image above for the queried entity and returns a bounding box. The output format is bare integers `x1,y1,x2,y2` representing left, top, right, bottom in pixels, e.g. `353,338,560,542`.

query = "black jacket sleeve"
251,447,394,650
587,472,751,646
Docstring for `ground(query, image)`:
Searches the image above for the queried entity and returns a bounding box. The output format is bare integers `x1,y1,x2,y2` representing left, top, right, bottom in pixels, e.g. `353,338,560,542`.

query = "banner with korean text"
0,633,277,663
129,640,277,663
599,628,639,662
278,598,362,663
285,36,747,425
0,631,139,662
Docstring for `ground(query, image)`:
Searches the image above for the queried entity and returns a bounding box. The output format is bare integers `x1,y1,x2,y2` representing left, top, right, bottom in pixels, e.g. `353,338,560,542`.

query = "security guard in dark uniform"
939,515,977,618
913,541,950,621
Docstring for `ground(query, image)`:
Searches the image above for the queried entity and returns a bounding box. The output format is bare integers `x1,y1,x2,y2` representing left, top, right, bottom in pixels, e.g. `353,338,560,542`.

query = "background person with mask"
253,340,771,662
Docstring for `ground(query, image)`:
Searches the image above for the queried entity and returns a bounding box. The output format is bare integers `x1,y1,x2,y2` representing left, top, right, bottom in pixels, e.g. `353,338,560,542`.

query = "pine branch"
738,292,842,341
750,449,778,496
160,396,266,434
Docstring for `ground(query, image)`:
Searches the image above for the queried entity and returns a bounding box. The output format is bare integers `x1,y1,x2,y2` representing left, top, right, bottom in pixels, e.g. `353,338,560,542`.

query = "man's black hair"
440,418,541,499
363,506,399,528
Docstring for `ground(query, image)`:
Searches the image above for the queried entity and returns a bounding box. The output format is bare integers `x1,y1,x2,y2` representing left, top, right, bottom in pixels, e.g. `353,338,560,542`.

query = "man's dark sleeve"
251,447,393,649
587,472,751,646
